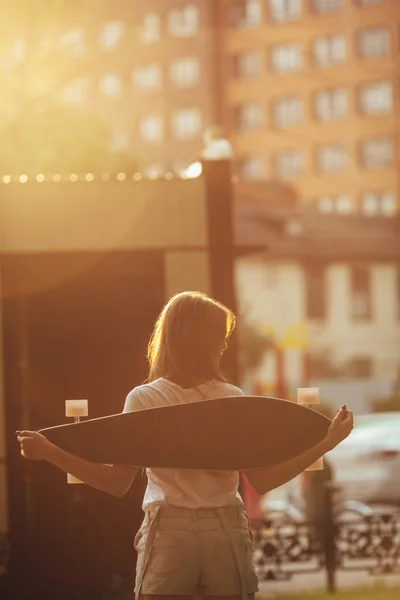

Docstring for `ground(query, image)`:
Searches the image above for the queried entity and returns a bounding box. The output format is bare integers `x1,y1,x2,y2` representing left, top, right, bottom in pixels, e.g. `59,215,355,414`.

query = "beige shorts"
134,505,259,599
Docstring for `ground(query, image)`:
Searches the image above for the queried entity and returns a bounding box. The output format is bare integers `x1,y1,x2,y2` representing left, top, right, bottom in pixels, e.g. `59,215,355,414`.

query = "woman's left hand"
17,430,55,461
325,406,354,451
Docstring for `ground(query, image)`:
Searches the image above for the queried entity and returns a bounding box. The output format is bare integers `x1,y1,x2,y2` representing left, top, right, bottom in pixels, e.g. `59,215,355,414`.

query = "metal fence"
253,510,400,592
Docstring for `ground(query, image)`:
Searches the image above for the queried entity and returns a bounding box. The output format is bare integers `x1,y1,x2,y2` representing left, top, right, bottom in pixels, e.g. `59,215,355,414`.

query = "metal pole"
202,157,243,503
323,482,337,593
202,158,239,385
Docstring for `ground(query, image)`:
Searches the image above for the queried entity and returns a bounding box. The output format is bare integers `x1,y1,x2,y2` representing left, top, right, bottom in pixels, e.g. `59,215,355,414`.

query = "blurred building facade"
221,0,399,217
235,205,400,412
3,0,398,212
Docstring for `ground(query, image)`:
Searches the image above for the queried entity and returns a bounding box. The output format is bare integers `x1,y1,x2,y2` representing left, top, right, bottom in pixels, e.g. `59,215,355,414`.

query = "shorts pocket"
215,537,258,590
147,532,184,578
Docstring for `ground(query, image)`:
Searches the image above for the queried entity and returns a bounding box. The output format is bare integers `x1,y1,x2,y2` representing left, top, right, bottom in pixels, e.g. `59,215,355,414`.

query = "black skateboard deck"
39,396,331,470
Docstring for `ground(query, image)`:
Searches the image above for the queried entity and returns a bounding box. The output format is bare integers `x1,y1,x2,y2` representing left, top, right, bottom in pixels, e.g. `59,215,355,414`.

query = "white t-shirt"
123,377,245,511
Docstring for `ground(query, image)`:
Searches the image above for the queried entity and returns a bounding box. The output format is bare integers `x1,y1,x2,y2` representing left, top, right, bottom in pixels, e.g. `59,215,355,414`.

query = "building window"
305,266,326,320
233,51,261,78
268,0,302,22
108,132,130,153
359,81,393,115
99,21,125,50
344,357,373,378
350,267,371,321
336,195,352,214
99,74,121,98
170,57,200,88
133,64,161,92
228,0,262,28
358,27,390,58
172,109,202,140
361,191,396,216
271,43,302,73
313,35,346,67
361,137,393,168
317,196,334,213
168,5,198,38
237,156,264,179
313,0,343,12
317,195,352,214
317,145,347,173
59,77,88,103
139,115,163,144
315,89,348,121
273,97,302,128
140,12,161,44
235,103,263,131
59,28,85,57
274,151,303,179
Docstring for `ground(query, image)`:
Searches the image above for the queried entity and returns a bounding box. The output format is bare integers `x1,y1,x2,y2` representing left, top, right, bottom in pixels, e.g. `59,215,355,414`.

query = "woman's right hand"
17,430,56,461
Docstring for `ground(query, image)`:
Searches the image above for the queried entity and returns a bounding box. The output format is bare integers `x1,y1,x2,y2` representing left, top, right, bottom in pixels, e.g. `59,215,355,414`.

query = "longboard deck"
39,396,331,470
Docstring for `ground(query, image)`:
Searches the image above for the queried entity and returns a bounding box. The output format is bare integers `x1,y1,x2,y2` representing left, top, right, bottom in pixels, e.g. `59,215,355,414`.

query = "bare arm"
45,444,138,497
18,431,138,498
17,388,147,497
244,438,331,496
244,406,353,496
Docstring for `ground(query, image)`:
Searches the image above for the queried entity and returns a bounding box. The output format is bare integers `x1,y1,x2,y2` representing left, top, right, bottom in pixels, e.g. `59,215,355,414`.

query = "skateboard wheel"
67,473,83,484
306,457,324,471
297,387,320,405
65,399,88,417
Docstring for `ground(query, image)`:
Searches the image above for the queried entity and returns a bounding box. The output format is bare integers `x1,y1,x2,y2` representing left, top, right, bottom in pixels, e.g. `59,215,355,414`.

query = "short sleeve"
227,384,245,396
123,387,146,413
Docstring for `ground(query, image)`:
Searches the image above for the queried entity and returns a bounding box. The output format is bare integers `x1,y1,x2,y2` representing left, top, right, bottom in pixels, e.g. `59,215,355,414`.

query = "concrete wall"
0,178,207,253
0,177,211,581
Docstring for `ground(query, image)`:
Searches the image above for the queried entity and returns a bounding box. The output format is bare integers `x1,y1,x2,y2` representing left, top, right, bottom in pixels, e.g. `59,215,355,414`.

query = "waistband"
152,505,242,520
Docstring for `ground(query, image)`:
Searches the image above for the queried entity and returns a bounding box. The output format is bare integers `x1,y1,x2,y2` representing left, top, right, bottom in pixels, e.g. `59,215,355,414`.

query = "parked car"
326,412,400,506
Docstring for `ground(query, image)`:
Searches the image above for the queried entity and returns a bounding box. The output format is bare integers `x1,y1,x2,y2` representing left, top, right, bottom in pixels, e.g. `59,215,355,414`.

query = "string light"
184,162,202,179
0,169,228,184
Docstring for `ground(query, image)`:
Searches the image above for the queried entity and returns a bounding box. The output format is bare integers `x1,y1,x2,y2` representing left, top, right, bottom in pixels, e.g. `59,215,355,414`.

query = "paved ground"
257,572,400,597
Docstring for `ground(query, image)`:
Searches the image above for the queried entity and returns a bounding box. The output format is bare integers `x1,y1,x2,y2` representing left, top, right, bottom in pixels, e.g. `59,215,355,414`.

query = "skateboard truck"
65,400,88,484
297,387,324,471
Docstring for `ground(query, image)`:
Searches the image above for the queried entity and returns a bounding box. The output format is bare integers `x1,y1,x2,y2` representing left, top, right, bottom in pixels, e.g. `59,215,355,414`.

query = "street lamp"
184,127,233,179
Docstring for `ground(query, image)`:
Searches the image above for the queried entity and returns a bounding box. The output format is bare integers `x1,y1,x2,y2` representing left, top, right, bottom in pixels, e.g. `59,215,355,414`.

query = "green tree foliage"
0,1,137,174
237,319,274,371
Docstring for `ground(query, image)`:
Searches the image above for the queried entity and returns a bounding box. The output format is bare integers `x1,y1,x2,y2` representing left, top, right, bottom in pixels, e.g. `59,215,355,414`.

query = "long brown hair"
147,291,236,387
